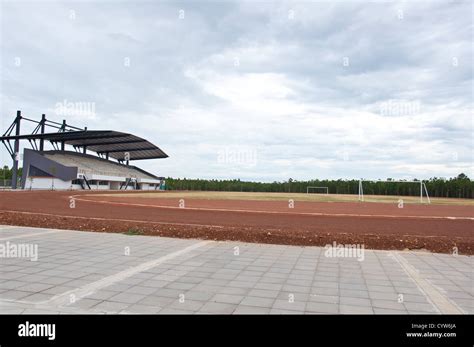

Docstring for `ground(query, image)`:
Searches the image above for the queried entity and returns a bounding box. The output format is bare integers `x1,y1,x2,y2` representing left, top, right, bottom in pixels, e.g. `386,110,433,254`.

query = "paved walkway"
0,225,472,314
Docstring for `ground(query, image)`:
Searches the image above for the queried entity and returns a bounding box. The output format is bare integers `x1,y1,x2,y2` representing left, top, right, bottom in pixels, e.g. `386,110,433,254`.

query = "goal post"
358,179,430,203
307,186,329,194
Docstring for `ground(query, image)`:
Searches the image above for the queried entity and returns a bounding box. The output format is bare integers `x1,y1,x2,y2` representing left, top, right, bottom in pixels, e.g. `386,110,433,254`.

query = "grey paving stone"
22,308,61,314
369,291,398,301
259,277,286,284
37,277,73,286
126,286,158,296
182,290,215,301
240,296,274,308
0,281,30,290
199,302,237,314
166,299,206,311
200,278,231,287
119,304,162,314
340,289,369,299
311,287,339,296
309,294,339,304
401,294,429,303
233,305,271,314
151,288,183,298
211,294,244,305
0,306,26,314
403,302,437,313
277,292,309,302
272,299,306,312
21,293,54,302
247,289,279,299
1,225,472,316
91,301,131,313
367,284,397,293
374,308,407,314
192,282,224,290
85,290,118,301
282,285,311,294
312,281,338,289
340,305,374,314
340,283,367,291
254,282,283,291
16,283,54,293
285,279,313,287
137,295,175,307
340,297,371,306
1,290,33,300
227,281,256,289
165,282,196,291
159,307,195,315
40,285,75,295
445,291,473,300
371,299,406,311
109,292,147,304
216,286,250,296
305,302,338,313
452,299,473,313
135,279,170,289
269,309,302,314
70,298,103,309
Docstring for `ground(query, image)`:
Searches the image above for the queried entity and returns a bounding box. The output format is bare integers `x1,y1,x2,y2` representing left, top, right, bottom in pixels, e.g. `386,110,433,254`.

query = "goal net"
358,180,431,203
306,186,329,194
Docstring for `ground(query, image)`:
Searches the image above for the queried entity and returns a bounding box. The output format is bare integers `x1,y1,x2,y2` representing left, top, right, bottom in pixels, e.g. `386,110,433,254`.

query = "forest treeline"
164,173,473,199
0,166,22,180
1,165,471,198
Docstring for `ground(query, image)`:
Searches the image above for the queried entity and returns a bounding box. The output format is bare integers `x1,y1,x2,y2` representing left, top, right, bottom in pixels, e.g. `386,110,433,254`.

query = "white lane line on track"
70,195,474,221
389,252,465,314
0,230,59,241
45,240,211,307
0,210,225,229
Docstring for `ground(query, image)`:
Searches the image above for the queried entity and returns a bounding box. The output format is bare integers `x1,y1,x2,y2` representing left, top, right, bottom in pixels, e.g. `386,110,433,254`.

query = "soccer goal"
306,186,329,194
358,179,431,203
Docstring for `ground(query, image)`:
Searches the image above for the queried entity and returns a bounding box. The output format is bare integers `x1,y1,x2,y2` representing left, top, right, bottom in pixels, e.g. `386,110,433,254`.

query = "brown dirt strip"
0,191,472,255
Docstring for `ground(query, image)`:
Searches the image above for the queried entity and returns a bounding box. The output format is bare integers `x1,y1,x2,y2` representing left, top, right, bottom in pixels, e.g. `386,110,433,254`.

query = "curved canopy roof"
2,130,168,161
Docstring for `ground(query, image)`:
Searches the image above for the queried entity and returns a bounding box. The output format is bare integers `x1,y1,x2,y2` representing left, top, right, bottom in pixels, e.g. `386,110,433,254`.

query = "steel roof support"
39,114,46,151
12,111,21,189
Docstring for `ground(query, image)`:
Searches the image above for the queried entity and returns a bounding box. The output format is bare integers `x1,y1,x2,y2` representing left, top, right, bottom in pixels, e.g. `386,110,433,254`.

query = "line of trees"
0,166,22,180
1,165,471,198
165,173,473,199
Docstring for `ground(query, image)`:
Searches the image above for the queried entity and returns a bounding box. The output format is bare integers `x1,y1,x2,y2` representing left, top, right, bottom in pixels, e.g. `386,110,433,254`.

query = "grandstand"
1,111,168,190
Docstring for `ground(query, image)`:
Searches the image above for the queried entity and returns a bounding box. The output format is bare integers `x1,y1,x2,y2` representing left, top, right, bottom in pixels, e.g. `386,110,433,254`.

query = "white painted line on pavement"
390,252,465,314
0,225,19,230
46,240,212,307
0,230,60,241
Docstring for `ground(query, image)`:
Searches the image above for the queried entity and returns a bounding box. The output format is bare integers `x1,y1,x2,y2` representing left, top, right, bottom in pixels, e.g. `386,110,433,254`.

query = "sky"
1,0,472,182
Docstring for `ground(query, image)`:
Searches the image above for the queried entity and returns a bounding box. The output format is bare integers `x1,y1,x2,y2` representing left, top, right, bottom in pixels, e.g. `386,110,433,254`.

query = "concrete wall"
139,183,158,190
25,177,73,190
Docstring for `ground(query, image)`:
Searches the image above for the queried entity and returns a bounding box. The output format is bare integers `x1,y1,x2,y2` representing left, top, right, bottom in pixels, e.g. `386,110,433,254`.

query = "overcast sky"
1,1,472,182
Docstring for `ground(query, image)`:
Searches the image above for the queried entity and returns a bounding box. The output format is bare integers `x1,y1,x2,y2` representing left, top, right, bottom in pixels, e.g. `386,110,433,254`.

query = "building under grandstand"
1,111,168,190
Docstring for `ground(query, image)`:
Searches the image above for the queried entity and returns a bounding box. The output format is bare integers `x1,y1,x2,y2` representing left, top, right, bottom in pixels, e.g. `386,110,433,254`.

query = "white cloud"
1,1,472,181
